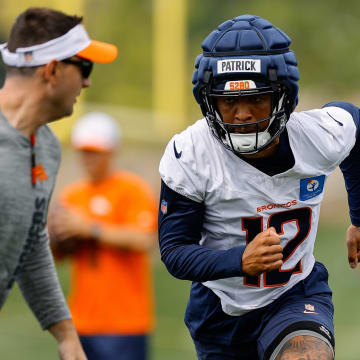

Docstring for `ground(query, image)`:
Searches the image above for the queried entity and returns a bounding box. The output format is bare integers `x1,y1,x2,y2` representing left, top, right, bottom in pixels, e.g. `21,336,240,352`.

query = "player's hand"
242,227,283,276
346,224,360,269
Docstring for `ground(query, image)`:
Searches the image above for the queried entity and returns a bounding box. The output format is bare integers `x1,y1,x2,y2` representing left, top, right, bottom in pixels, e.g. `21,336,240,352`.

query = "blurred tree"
84,0,153,109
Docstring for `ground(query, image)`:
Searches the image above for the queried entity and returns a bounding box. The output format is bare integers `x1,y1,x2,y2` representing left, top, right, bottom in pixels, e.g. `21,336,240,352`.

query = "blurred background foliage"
83,0,153,109
81,0,360,123
0,0,360,359
69,0,360,113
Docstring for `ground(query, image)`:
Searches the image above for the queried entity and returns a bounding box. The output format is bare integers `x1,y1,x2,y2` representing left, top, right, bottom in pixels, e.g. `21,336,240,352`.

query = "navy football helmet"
192,15,300,155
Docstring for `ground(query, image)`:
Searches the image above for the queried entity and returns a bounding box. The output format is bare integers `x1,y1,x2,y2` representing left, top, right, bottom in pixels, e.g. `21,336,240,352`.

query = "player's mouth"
228,125,258,134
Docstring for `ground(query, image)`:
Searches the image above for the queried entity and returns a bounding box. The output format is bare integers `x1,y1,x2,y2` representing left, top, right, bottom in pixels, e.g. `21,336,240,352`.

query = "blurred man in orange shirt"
48,112,157,360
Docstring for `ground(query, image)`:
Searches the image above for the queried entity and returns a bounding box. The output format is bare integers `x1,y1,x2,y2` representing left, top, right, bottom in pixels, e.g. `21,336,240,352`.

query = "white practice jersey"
159,106,356,316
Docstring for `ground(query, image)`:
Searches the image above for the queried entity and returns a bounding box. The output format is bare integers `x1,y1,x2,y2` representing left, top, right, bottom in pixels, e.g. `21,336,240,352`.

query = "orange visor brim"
77,40,118,64
75,145,113,152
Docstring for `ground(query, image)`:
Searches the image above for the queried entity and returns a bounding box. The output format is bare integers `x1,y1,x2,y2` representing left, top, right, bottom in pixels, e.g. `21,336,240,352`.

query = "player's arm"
159,180,244,281
324,102,360,268
159,180,282,281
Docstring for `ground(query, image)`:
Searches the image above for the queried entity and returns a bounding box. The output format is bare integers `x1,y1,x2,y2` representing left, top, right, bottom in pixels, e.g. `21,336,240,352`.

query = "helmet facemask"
200,77,289,155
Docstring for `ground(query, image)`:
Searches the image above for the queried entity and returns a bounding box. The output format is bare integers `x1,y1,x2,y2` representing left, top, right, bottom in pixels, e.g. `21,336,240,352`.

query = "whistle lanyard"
30,133,36,187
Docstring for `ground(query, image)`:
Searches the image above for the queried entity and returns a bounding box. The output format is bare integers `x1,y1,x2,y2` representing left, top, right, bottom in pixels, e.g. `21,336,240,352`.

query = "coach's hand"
48,319,87,360
346,224,360,269
242,227,283,276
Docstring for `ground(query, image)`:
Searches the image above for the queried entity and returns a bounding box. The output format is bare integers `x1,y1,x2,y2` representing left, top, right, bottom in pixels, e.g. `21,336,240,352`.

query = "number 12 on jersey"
242,207,312,287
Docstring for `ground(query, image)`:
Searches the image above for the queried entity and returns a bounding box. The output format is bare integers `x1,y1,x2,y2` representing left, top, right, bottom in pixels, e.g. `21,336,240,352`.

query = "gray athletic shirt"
0,111,70,329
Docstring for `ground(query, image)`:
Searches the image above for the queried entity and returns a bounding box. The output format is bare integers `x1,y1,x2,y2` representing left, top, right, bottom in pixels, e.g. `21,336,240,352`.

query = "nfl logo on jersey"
160,200,167,215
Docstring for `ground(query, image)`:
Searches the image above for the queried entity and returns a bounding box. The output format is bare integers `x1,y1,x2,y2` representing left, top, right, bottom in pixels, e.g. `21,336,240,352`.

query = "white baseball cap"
71,112,121,152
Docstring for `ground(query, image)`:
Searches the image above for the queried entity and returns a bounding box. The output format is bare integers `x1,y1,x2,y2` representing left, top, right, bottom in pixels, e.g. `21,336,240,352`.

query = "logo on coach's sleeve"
299,175,326,201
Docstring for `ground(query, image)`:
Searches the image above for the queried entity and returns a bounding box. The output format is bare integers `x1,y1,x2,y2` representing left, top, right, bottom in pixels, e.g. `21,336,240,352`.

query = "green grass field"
0,224,359,359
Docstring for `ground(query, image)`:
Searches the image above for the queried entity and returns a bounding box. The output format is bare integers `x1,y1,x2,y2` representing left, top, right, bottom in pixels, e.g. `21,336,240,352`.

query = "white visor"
0,24,91,67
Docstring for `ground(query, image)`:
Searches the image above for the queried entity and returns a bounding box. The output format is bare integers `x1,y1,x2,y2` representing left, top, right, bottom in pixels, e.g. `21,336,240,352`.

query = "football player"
158,15,360,360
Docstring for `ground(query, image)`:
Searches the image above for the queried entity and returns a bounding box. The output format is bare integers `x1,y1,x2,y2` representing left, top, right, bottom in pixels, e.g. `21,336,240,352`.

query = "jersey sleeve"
290,106,357,172
158,180,246,282
323,101,360,135
324,102,360,226
159,124,206,203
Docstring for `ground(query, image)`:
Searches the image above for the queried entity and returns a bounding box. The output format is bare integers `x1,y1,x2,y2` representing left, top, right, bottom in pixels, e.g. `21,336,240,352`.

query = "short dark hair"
8,7,83,51
5,7,83,76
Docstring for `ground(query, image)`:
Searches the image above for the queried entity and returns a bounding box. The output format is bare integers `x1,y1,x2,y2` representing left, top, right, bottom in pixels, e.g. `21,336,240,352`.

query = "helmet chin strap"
227,131,271,153
214,110,276,153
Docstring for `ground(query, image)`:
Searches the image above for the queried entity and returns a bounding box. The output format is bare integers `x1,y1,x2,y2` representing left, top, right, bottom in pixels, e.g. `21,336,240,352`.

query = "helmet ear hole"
203,70,212,84
268,68,278,82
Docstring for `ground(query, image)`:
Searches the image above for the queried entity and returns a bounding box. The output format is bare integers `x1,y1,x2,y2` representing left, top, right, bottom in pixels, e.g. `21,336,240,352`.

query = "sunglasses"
62,58,93,79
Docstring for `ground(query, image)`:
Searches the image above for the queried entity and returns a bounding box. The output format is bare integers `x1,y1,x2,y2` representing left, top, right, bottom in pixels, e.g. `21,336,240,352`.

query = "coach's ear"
42,59,62,85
